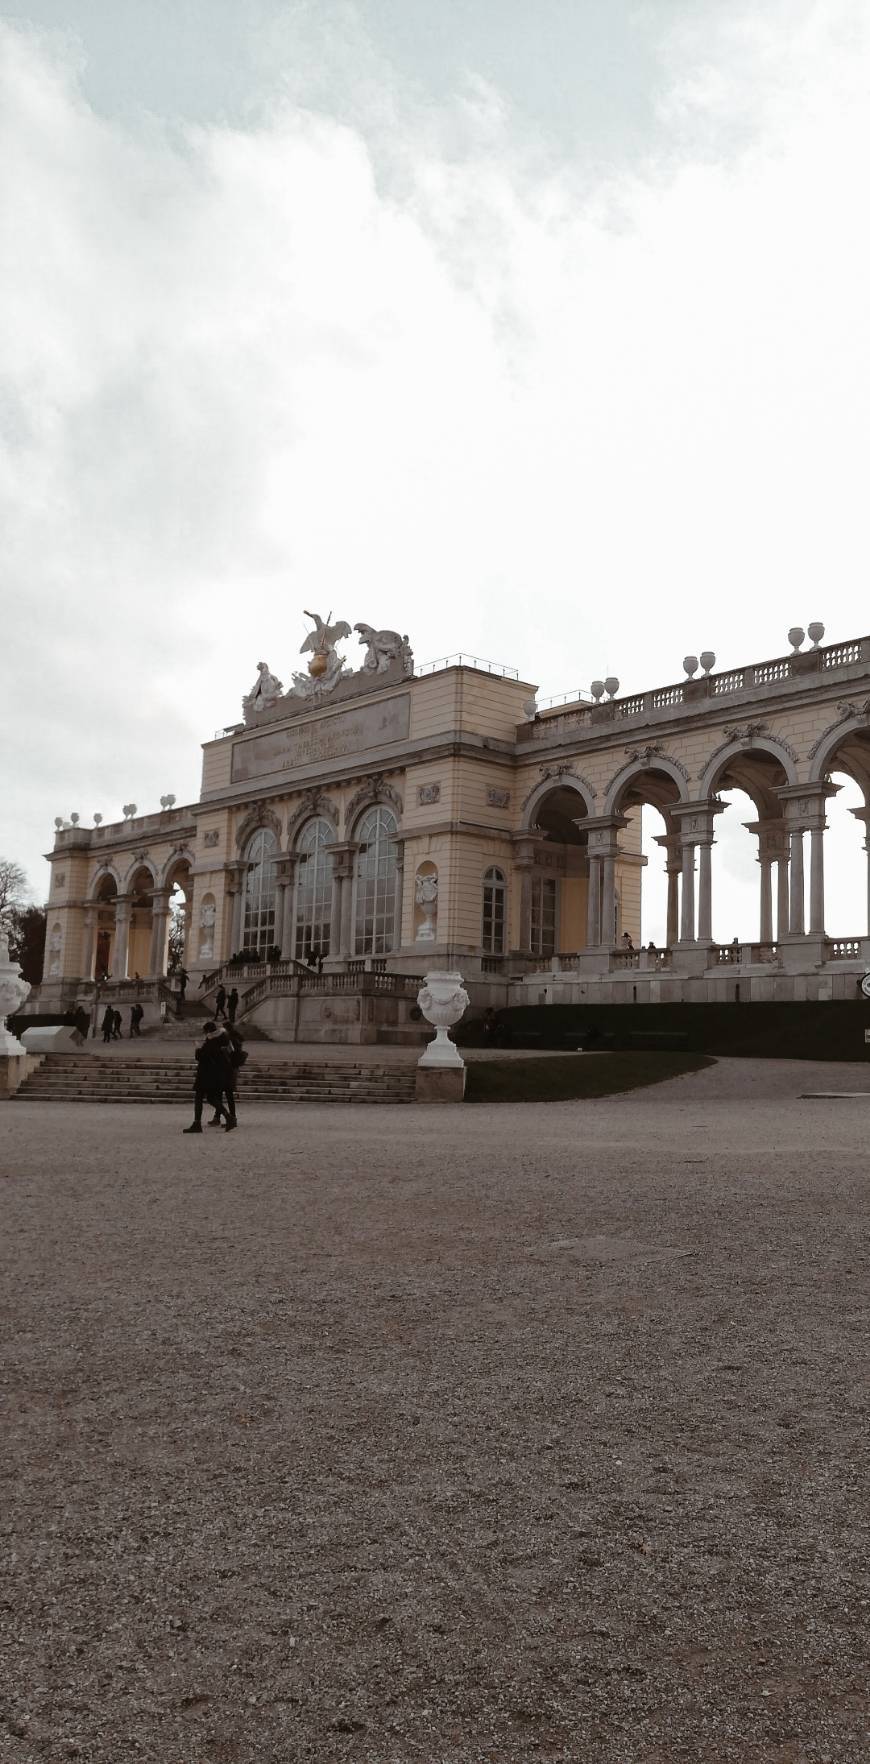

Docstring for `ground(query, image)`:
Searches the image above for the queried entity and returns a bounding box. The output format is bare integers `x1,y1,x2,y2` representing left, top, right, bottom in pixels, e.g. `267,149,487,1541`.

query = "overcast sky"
2,0,869,938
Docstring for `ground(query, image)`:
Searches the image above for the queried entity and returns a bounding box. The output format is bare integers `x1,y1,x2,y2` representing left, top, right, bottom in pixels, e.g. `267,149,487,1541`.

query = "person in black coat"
214,985,228,1021
101,1006,114,1043
183,1024,236,1133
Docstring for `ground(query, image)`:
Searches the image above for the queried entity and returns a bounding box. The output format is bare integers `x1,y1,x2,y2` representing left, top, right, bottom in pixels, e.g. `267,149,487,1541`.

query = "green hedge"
461,999,870,1062
465,1052,714,1103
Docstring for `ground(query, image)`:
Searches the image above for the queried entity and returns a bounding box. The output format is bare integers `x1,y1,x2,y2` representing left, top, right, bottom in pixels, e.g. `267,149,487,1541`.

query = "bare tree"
167,899,187,974
0,858,30,920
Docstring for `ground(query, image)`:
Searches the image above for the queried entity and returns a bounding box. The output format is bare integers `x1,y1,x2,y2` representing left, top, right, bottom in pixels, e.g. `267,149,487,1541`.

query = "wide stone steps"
14,1058,416,1105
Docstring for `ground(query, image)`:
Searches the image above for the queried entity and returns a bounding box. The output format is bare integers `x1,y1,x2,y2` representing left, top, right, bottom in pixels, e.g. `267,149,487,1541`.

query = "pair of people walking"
101,1006,123,1042
214,985,239,1024
183,1021,246,1134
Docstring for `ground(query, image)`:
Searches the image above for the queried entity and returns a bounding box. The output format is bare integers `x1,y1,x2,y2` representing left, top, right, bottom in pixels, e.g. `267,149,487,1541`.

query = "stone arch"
122,853,159,891
235,803,283,853
699,735,798,801
344,773,403,833
90,863,121,899
808,712,870,794
286,791,339,848
604,756,689,816
521,772,595,829
160,845,196,888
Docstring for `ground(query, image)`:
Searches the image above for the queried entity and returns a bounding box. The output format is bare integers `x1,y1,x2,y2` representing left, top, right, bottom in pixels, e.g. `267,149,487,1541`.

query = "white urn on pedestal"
417,970,469,1069
0,928,31,1056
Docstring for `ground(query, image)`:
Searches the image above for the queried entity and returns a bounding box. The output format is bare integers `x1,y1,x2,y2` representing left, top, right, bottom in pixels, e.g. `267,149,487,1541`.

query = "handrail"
415,653,520,679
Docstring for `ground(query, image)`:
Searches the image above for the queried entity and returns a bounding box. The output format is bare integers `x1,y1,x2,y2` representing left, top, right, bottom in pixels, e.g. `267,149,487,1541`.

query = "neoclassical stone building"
36,619,870,1036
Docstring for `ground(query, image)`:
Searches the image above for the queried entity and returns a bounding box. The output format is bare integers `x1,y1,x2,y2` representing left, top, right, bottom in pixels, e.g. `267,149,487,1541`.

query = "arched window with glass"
354,805,399,954
482,866,507,954
294,818,335,961
243,828,278,954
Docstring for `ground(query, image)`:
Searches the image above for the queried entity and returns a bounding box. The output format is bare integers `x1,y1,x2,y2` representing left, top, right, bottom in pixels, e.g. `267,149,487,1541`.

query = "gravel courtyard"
1,1059,868,1764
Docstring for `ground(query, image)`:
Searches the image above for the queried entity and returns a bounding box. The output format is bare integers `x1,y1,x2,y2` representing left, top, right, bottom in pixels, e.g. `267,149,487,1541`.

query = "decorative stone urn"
788,626,805,653
417,970,469,1068
0,928,31,1056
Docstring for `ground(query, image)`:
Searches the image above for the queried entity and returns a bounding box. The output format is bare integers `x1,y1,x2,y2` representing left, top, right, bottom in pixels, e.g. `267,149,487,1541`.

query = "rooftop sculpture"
242,611,414,724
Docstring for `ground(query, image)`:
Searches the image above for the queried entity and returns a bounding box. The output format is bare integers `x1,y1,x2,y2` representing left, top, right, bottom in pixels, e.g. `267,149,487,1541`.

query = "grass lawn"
465,1050,715,1103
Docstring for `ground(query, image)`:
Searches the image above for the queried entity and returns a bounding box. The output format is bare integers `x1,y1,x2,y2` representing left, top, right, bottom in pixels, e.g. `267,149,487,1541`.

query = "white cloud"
1,6,869,933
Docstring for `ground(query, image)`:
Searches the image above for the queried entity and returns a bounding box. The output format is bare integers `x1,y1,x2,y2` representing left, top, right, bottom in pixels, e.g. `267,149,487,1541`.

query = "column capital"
743,818,790,862
512,832,549,866
652,831,683,869
669,800,727,842
776,782,839,828
577,814,628,857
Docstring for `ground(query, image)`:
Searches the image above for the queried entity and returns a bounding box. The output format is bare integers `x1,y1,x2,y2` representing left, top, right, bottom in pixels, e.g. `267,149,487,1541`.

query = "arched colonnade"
82,851,194,982
521,720,870,957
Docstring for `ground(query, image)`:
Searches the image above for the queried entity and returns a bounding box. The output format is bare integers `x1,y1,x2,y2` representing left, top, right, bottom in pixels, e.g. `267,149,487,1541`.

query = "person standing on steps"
183,1023,236,1133
111,1009,123,1040
214,984,228,1022
227,986,239,1024
129,1003,144,1037
101,1005,114,1044
178,966,189,1003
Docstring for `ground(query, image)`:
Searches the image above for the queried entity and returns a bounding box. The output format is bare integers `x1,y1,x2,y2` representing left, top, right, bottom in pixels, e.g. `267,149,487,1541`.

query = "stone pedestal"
415,1064,467,1103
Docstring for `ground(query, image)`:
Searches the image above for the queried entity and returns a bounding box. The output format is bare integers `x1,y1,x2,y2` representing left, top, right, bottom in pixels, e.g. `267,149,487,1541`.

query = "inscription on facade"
231,694,411,785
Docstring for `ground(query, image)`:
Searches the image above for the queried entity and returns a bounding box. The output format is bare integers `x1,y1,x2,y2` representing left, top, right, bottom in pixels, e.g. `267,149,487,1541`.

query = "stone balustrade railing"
521,635,870,741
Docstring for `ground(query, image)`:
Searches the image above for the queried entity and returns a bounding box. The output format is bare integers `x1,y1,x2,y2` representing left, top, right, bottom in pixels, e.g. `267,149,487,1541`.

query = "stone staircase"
13,1055,417,1105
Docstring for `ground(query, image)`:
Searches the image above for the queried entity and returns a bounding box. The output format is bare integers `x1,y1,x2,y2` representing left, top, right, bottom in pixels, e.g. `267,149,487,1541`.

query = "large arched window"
482,866,507,954
243,828,278,954
294,818,334,961
354,805,399,954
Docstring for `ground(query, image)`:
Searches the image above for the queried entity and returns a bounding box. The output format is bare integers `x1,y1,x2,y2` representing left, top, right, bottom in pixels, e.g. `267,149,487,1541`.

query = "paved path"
2,1062,868,1762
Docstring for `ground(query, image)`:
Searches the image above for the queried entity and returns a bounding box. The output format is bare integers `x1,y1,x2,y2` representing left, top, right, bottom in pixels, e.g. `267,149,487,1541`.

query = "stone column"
745,820,788,947
275,857,298,961
149,888,171,976
670,801,727,951
391,838,405,950
600,851,617,949
654,832,682,948
224,863,246,958
585,854,601,948
576,818,628,950
850,807,870,935
758,855,773,943
324,846,356,960
777,784,838,949
788,829,805,935
113,896,131,980
697,842,713,944
666,867,680,947
809,825,826,935
80,904,97,982
777,854,790,940
679,844,696,943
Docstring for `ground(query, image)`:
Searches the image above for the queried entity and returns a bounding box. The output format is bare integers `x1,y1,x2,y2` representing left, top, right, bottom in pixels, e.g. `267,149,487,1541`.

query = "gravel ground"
1,1059,868,1763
